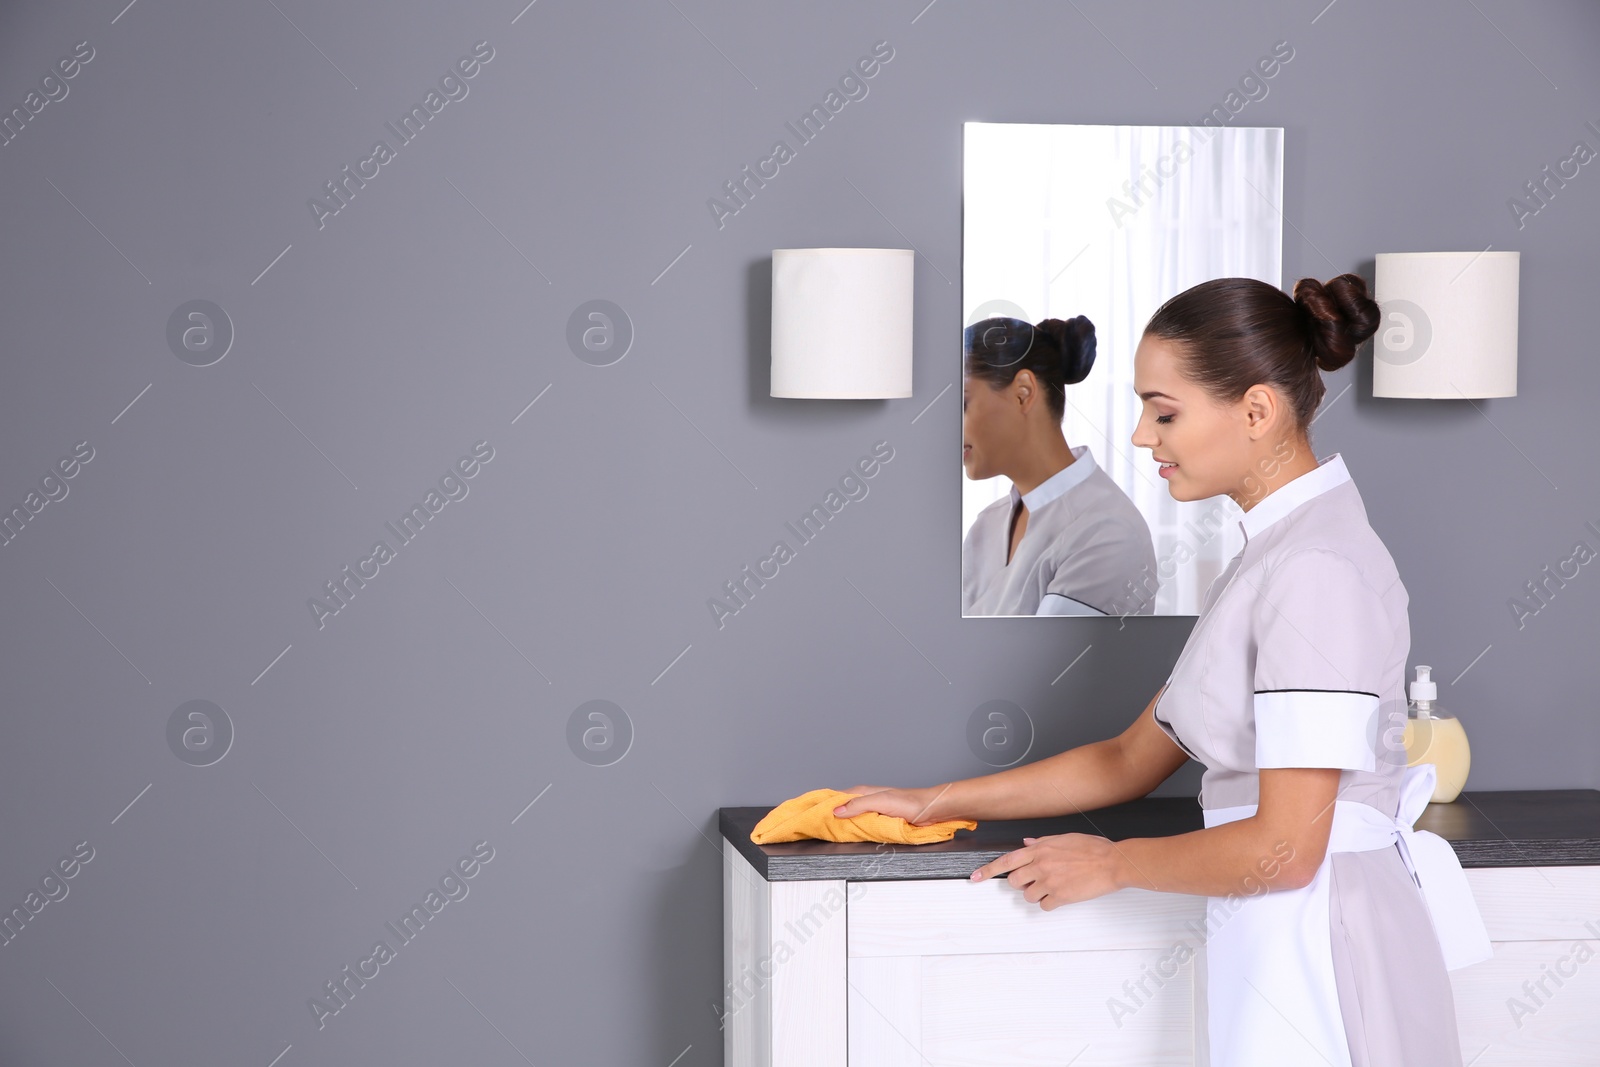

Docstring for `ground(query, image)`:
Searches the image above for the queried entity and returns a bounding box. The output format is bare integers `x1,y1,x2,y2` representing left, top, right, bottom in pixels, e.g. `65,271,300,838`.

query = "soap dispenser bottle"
1401,665,1471,803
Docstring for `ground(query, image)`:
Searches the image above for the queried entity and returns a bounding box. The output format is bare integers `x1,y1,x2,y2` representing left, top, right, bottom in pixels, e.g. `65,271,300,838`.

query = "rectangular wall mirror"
961,121,1284,618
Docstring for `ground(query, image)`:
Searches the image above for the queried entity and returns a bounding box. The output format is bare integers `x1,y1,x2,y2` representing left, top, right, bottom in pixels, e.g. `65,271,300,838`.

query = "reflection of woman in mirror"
961,315,1158,616
842,275,1486,1067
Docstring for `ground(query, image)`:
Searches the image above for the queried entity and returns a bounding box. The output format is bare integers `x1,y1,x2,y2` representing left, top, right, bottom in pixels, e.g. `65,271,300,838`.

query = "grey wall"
1,0,1595,1063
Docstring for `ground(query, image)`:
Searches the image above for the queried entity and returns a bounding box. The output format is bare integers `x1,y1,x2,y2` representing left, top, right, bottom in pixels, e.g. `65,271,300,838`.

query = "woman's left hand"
968,832,1123,910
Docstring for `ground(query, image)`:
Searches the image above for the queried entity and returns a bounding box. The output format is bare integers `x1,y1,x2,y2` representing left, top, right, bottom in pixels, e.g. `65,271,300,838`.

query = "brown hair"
1143,274,1380,434
963,315,1096,421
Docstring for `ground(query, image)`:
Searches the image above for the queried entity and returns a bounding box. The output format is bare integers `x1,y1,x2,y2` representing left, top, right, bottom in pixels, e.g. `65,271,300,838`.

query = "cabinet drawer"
1451,939,1600,1065
848,877,1206,958
849,949,1196,1066
1465,867,1600,941
845,867,1600,959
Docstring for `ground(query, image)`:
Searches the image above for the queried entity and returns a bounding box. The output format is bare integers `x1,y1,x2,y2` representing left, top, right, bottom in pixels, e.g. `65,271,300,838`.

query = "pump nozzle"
1409,664,1437,711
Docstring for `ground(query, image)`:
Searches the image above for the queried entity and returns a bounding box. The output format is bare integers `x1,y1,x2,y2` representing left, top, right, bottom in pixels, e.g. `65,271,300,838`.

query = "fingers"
832,794,869,817
832,786,888,816
969,845,1031,882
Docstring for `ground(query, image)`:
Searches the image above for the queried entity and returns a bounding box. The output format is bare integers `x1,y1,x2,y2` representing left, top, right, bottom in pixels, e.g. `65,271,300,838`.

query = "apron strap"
1391,763,1495,971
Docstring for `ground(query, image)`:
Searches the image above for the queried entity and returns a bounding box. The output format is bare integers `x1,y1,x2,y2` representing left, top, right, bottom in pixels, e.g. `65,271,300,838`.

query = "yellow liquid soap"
1400,665,1471,803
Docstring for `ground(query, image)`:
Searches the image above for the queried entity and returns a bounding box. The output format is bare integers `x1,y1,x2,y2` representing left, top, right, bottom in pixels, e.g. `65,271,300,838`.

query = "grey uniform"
962,445,1158,617
1152,452,1471,1066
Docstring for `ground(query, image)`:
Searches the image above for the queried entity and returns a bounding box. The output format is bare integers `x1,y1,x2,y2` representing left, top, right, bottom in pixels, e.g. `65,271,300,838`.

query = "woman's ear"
1012,369,1035,411
1241,383,1280,439
1017,371,1043,412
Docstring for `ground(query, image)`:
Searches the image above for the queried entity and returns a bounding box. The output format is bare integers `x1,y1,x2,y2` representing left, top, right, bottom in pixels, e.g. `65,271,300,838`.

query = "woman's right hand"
832,784,954,825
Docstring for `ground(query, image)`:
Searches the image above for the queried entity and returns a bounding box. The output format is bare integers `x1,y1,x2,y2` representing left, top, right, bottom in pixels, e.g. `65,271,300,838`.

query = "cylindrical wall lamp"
771,247,914,399
1372,251,1519,398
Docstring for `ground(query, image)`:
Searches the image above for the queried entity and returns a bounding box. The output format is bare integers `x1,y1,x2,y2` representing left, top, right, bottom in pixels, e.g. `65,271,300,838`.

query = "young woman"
841,274,1491,1066
962,314,1158,616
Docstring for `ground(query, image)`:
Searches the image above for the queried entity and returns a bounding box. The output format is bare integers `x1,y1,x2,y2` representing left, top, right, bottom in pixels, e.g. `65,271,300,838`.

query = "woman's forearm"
921,736,1143,821
1110,820,1303,897
1108,769,1340,896
920,688,1186,822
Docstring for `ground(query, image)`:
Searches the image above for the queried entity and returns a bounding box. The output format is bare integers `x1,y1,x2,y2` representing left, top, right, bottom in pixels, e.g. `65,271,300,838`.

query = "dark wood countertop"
719,789,1600,882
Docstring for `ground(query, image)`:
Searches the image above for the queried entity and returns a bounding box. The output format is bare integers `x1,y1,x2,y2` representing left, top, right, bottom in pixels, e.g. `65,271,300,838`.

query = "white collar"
1009,445,1097,512
1238,452,1352,542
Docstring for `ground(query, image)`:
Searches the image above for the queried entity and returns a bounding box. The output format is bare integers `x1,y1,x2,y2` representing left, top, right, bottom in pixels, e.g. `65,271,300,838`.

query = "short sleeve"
1250,548,1390,771
1037,519,1145,616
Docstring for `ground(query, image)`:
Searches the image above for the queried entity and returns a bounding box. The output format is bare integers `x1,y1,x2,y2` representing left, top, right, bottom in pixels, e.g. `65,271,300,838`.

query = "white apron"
1194,763,1493,1067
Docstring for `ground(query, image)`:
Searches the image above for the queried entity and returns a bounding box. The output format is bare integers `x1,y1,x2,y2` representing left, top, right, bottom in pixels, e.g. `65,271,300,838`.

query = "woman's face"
1130,334,1261,502
961,369,1029,481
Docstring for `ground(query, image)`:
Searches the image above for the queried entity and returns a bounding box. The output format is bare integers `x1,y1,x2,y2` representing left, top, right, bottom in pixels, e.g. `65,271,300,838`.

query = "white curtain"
962,123,1282,615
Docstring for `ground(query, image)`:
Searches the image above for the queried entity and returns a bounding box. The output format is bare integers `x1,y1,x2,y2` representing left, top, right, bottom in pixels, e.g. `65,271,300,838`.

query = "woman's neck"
1006,430,1077,499
1231,440,1318,512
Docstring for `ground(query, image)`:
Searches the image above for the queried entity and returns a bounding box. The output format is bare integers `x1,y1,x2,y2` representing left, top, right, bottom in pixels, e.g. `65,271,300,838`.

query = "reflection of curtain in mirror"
962,123,1282,615
1095,125,1283,613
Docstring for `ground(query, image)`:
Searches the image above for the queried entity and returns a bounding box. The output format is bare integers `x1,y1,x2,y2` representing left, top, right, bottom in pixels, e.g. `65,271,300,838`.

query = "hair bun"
1035,315,1097,384
1292,274,1381,373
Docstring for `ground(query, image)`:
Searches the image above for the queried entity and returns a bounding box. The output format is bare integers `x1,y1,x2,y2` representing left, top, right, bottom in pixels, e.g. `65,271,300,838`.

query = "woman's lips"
1158,461,1178,479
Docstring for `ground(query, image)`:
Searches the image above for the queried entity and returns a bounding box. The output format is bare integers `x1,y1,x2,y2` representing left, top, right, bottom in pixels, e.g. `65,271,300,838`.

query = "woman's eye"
1155,413,1174,425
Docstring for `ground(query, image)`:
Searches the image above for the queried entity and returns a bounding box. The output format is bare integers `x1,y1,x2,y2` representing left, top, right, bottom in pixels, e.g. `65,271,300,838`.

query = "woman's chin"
1166,478,1213,503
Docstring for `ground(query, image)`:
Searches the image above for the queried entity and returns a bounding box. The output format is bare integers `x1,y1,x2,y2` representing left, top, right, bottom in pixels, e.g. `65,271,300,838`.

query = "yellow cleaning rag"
750,788,977,845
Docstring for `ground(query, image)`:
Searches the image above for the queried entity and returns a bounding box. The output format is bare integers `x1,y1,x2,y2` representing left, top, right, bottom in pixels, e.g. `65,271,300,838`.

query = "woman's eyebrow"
1135,389,1180,401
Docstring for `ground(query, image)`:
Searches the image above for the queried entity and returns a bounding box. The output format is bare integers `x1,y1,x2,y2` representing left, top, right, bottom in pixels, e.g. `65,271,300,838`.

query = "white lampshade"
1372,251,1519,398
771,248,914,399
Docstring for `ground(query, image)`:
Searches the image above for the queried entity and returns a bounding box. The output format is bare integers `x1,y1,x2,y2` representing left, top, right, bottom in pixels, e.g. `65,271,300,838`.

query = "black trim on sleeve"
1038,592,1107,615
